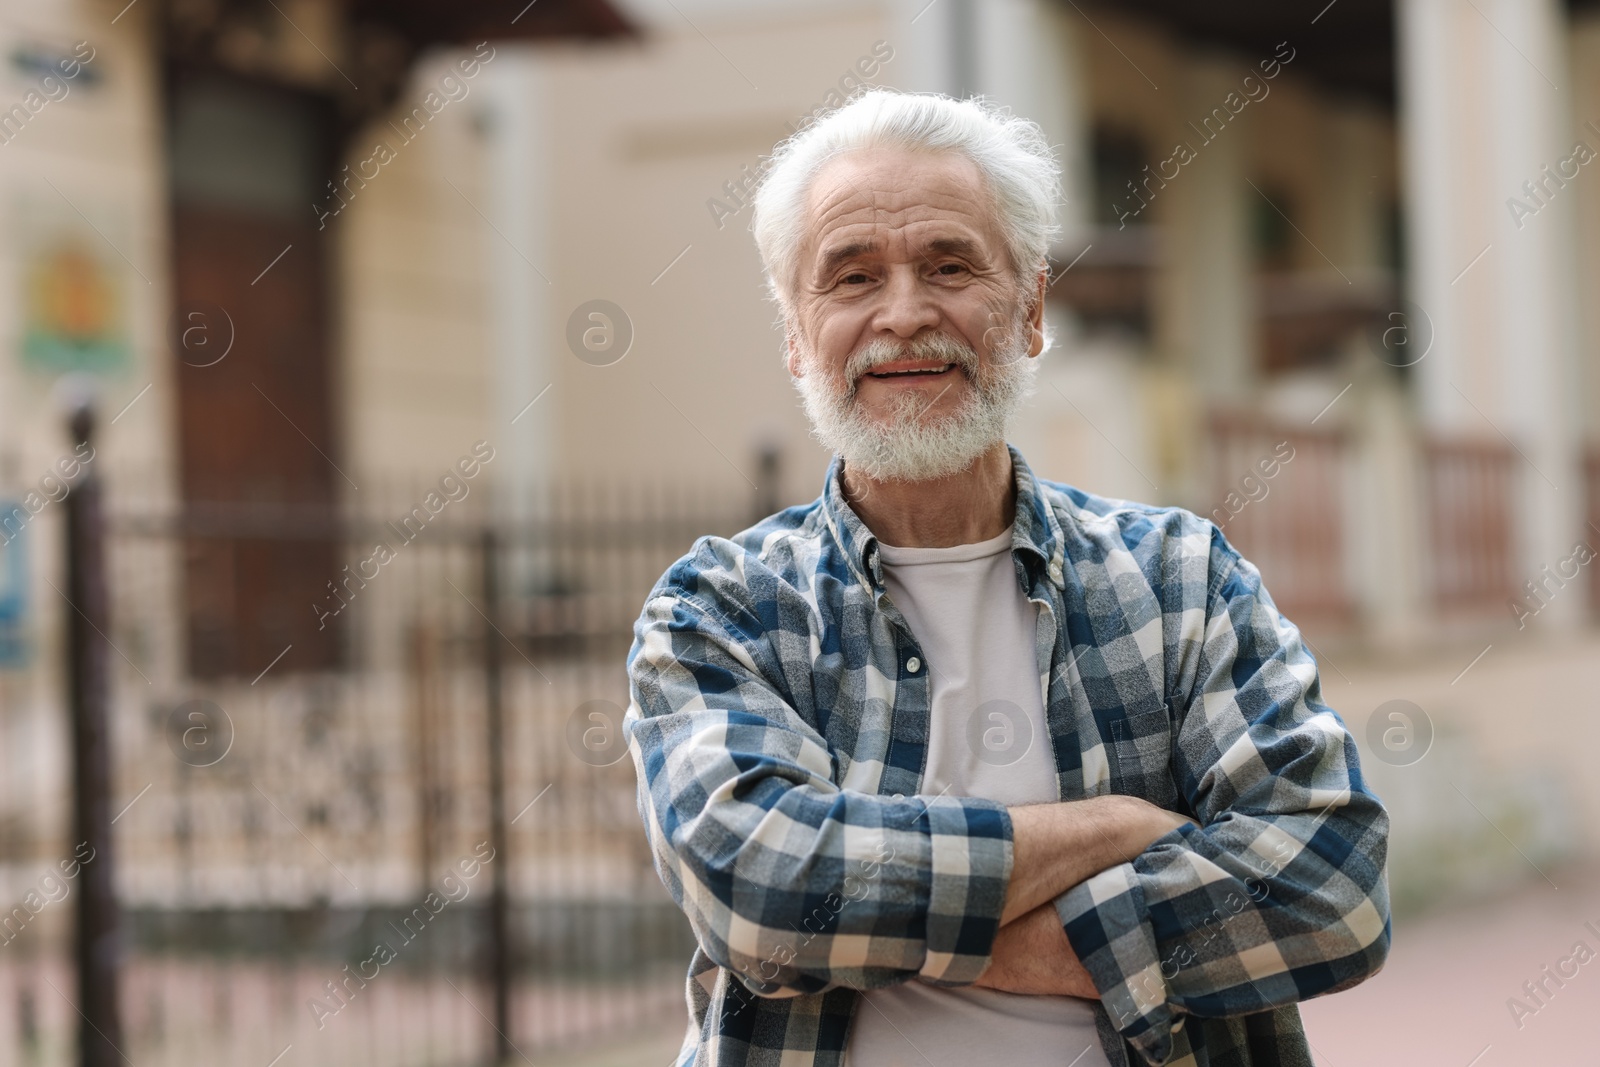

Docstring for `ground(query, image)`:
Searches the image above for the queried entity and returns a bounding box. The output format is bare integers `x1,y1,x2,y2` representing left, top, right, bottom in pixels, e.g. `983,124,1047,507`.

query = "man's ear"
785,330,804,377
1026,269,1048,358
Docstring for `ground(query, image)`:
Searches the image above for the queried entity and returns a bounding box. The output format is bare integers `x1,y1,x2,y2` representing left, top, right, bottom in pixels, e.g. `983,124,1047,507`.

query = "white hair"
750,89,1063,313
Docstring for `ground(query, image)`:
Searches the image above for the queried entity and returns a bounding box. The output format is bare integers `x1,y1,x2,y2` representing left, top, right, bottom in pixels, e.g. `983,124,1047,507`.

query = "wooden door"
167,69,341,677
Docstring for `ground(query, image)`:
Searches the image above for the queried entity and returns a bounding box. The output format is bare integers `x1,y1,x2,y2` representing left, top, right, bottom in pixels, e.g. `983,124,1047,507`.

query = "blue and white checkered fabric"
626,444,1390,1066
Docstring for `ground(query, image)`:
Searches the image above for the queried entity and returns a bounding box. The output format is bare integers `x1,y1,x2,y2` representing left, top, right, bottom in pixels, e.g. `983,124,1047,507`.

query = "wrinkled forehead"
797,147,1008,273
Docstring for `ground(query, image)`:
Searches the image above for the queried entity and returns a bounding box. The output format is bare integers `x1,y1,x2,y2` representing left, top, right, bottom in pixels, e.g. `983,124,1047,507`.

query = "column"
972,0,1093,241
481,49,555,524
1397,0,1586,630
887,0,1092,239
1162,56,1255,402
1486,0,1585,628
885,0,963,97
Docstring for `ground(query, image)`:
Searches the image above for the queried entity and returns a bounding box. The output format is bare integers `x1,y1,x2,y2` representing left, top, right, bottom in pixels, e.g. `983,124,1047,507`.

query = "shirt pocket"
1108,705,1178,809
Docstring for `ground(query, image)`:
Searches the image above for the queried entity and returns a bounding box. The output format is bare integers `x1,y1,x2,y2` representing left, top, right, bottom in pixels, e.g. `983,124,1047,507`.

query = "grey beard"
793,325,1039,483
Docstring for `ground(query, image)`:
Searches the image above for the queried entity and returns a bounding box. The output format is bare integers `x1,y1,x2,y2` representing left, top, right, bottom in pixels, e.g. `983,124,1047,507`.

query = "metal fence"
0,451,768,1066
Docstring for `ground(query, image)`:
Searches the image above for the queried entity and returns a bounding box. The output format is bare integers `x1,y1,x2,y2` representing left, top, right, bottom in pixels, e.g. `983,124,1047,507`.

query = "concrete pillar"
885,0,964,97
1487,0,1585,627
1573,17,1600,445
1397,0,1475,432
971,0,1093,240
1162,56,1255,402
1322,106,1390,280
480,50,555,523
1397,0,1585,629
1351,354,1428,650
886,0,1091,240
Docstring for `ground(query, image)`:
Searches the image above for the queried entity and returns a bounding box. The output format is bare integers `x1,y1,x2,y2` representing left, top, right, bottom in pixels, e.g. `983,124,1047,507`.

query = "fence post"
753,444,781,523
63,403,123,1067
480,526,513,1063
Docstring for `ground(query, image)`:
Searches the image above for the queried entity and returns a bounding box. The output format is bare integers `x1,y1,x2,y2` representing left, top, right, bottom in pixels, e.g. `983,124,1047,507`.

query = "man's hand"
1002,795,1196,923
973,903,1098,998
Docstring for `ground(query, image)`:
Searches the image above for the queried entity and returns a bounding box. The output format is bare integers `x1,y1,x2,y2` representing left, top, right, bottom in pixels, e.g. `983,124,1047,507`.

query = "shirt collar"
819,443,1063,594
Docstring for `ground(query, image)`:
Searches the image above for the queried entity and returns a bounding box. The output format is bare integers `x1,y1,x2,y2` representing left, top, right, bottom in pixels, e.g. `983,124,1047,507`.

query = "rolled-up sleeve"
626,555,1014,998
1056,542,1391,1066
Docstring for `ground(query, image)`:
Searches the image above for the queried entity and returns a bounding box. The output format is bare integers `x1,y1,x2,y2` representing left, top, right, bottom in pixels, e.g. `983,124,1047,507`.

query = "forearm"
1055,797,1389,1066
639,750,1016,996
1066,797,1390,1011
973,902,1097,998
631,593,1017,996
1002,795,1191,924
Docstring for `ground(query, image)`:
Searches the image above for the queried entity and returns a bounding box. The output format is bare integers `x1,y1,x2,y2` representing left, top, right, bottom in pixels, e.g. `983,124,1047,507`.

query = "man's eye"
935,263,966,276
840,272,871,285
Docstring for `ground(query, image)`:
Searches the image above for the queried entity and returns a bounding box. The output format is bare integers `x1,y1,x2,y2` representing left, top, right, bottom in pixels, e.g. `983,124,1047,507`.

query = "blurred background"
0,0,1597,1063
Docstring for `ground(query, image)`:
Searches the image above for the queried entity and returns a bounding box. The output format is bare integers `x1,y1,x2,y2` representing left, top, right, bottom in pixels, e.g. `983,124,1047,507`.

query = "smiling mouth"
865,363,956,380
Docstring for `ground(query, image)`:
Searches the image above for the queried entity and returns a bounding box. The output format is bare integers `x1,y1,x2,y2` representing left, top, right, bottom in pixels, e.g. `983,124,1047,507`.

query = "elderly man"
625,89,1389,1067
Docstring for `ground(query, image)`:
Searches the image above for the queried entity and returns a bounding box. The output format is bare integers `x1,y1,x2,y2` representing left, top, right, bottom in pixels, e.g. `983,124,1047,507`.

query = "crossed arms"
973,797,1196,999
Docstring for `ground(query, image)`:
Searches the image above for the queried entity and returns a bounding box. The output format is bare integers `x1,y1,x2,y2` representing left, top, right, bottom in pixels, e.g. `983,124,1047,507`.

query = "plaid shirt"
626,445,1390,1067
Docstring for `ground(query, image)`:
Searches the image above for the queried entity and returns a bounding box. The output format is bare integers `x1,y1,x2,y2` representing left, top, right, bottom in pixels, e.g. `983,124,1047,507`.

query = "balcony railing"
1423,438,1516,613
1206,412,1354,627
1256,272,1393,373
1047,227,1159,338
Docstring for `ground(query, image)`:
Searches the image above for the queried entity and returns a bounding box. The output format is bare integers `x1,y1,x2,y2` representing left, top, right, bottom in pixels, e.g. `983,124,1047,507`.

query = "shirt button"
905,656,922,674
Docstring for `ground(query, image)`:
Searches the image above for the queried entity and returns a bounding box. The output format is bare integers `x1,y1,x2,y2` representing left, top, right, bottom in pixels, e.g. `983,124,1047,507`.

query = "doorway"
166,67,342,677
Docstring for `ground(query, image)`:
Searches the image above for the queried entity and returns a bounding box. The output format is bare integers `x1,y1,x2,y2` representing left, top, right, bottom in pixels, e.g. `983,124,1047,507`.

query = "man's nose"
871,265,941,338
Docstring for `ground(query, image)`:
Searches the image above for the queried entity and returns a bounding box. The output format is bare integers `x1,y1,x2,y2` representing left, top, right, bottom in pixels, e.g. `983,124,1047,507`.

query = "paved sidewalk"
542,1020,686,1067
1301,870,1599,1065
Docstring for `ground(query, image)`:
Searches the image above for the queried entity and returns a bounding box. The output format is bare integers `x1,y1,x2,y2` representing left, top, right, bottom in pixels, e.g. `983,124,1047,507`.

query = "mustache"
844,333,979,387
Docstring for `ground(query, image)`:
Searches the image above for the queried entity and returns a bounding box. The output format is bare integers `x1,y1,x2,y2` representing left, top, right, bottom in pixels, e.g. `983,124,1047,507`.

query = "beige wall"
530,8,899,508
0,2,173,489
337,49,498,487
0,0,173,859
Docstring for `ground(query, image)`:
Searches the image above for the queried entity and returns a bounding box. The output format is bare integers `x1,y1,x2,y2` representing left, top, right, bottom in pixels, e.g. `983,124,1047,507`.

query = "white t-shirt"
844,527,1111,1067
